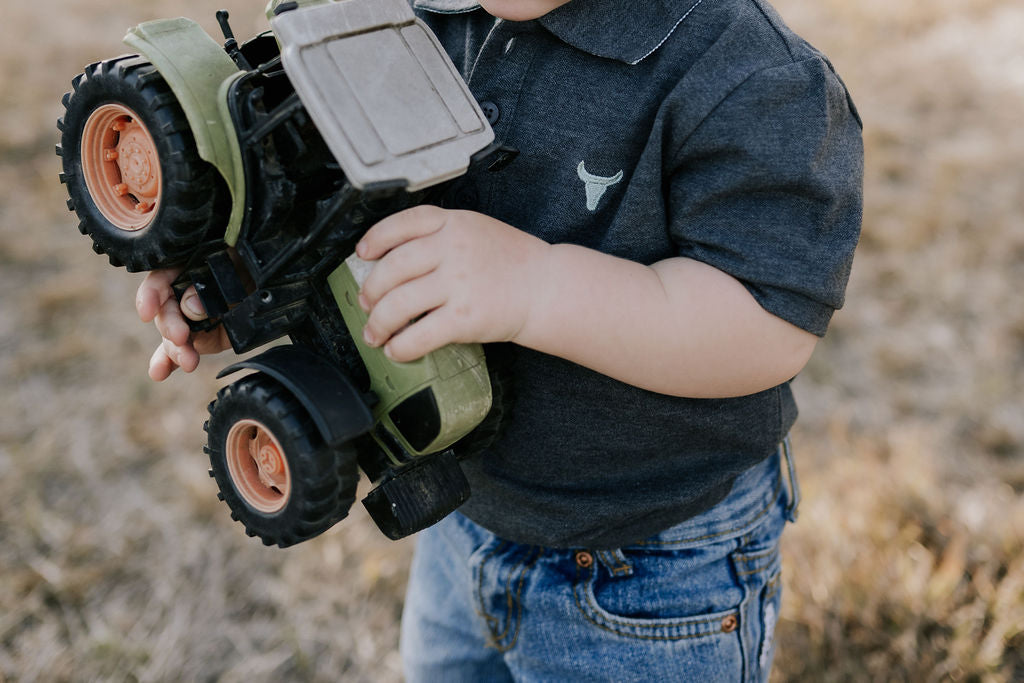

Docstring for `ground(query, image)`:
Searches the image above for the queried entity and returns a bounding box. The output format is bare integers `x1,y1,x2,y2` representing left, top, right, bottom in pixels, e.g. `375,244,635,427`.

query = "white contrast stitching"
631,0,708,65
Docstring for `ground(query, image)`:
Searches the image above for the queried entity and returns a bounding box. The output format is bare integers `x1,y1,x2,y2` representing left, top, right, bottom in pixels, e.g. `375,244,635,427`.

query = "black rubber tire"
205,373,360,548
58,54,229,272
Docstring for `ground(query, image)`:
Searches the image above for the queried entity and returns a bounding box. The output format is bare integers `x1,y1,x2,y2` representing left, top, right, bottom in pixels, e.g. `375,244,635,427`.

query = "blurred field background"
1,0,1022,680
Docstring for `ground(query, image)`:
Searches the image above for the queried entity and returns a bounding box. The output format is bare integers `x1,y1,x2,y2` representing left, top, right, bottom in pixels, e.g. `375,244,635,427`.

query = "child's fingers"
148,328,228,381
356,205,447,261
382,307,453,362
173,339,201,373
136,268,181,322
150,339,195,380
179,286,208,322
154,295,191,346
359,235,441,311
159,337,199,374
148,343,177,381
363,272,447,348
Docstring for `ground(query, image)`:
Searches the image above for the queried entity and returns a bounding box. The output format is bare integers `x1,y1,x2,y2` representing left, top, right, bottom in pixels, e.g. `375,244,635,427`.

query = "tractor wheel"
58,55,229,272
205,373,360,547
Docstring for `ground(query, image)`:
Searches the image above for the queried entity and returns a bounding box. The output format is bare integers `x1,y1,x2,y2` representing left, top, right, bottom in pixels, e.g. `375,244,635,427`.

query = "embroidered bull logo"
577,161,624,211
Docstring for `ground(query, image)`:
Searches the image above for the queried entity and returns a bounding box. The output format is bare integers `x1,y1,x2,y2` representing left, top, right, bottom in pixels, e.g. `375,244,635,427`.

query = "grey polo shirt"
413,0,863,548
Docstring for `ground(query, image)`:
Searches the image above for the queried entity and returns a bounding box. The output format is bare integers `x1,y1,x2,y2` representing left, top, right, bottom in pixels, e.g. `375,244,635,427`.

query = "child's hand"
136,268,231,381
355,206,550,362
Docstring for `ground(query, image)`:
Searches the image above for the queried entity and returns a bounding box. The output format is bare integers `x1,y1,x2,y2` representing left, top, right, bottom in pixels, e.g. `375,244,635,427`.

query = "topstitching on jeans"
596,549,634,576
476,543,544,653
572,562,740,641
474,540,508,634
732,545,781,578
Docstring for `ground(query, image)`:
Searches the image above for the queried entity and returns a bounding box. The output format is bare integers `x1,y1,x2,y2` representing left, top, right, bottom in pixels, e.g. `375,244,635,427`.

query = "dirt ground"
1,0,1022,681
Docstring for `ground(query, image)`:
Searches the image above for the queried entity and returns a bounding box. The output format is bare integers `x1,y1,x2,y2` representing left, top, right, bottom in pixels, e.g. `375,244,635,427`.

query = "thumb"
180,287,208,321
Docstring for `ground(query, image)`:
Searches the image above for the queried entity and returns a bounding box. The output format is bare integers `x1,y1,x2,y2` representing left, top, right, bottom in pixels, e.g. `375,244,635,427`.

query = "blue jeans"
401,440,800,682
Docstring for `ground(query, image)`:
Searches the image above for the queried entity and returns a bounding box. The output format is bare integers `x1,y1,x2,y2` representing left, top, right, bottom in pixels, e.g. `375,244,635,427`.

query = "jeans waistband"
622,439,798,552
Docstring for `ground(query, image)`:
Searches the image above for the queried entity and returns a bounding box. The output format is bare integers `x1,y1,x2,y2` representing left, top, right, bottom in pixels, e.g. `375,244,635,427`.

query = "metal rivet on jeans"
721,614,739,633
574,551,594,568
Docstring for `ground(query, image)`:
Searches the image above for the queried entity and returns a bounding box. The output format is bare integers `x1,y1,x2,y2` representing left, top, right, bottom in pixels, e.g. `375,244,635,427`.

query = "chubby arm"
356,205,817,399
517,243,817,398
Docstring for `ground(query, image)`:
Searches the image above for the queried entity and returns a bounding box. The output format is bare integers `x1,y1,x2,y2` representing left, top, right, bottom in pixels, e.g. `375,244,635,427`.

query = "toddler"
137,0,862,679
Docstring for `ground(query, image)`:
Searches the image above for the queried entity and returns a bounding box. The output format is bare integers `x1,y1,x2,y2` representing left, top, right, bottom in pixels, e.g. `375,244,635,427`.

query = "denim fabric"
401,444,798,682
410,0,862,549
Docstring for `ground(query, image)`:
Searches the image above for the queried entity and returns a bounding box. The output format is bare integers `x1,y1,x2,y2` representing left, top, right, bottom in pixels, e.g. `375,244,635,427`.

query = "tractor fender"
217,345,374,448
123,18,246,239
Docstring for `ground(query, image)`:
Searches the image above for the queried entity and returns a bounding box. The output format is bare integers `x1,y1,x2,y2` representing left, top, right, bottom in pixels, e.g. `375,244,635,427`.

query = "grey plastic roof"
272,0,495,191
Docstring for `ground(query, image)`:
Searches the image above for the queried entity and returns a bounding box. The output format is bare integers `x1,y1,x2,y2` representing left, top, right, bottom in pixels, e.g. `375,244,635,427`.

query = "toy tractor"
57,0,513,547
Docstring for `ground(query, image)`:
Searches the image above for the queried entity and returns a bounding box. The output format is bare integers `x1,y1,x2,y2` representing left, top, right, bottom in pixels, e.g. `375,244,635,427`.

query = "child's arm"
356,206,817,399
135,203,816,397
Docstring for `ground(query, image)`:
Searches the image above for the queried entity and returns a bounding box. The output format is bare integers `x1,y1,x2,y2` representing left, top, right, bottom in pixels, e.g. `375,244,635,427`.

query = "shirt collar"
413,0,707,65
412,0,479,14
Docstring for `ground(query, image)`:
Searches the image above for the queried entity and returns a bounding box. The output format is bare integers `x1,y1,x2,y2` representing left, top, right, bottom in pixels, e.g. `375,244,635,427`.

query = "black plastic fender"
217,345,373,449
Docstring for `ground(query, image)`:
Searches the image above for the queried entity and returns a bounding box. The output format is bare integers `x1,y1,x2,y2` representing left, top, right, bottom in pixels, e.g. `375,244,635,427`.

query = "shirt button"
480,101,500,125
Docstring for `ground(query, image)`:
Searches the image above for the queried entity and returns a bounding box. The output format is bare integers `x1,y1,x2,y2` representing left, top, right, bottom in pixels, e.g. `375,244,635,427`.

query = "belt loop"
595,549,634,577
781,435,801,522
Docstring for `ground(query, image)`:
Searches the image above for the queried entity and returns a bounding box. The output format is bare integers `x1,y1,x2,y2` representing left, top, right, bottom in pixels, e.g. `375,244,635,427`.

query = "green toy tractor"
57,0,513,547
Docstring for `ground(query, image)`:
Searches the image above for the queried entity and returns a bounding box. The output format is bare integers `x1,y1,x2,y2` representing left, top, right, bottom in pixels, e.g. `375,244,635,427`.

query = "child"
137,0,862,679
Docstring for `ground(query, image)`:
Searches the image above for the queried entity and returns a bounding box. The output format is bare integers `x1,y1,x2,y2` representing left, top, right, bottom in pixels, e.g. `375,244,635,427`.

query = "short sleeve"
668,56,863,336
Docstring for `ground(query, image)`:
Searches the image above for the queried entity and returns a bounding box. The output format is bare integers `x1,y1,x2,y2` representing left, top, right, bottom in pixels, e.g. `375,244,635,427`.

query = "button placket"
463,22,537,216
466,22,536,126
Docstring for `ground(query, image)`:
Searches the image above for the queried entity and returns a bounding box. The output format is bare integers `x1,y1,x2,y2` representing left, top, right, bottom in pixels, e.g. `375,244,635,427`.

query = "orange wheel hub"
225,419,292,514
80,103,161,231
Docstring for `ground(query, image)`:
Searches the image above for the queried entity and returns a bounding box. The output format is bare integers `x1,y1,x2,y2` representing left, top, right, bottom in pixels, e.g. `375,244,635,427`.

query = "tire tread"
206,374,360,548
58,54,230,272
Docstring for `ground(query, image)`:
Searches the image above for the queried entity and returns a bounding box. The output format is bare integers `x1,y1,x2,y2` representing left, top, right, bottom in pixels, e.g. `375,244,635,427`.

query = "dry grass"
1,0,1021,680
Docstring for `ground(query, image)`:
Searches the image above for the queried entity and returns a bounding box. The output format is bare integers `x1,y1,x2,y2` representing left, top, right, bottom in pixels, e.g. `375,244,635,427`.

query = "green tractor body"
58,0,509,546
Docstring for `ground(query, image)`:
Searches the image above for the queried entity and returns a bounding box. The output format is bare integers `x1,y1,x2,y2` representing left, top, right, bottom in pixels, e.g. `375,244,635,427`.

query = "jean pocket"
572,537,746,642
571,500,786,682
